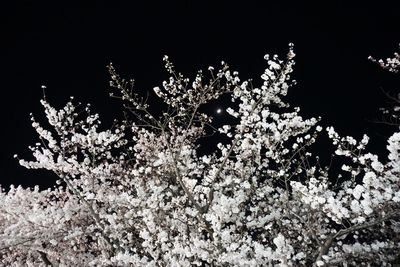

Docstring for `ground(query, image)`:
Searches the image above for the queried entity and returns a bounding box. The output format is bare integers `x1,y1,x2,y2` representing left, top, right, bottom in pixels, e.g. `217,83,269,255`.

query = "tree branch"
314,210,400,266
38,250,53,266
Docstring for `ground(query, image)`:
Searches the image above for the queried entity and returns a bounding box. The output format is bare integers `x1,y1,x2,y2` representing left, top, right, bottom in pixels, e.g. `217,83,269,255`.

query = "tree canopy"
1,45,400,266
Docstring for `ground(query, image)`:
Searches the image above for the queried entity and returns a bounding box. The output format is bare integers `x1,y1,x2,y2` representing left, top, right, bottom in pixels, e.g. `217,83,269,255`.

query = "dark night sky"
1,1,400,188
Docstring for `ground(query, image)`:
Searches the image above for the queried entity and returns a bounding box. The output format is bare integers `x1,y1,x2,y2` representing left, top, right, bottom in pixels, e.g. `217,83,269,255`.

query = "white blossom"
2,45,400,266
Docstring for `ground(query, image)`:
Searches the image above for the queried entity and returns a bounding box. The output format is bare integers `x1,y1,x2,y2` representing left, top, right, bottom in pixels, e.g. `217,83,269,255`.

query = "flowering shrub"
1,44,400,266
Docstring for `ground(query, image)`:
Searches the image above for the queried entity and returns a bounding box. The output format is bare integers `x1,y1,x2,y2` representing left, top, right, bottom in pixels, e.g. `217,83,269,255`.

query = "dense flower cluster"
1,45,400,266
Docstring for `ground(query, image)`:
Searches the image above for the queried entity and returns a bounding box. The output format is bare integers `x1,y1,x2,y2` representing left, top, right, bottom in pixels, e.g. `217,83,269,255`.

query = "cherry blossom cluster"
1,45,400,266
369,45,400,127
369,44,400,73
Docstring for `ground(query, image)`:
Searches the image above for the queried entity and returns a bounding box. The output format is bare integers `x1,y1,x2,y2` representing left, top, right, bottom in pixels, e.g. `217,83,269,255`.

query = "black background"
1,1,400,188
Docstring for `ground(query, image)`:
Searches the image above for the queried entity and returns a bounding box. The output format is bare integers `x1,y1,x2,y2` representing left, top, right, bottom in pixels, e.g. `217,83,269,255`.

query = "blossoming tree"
1,44,400,266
